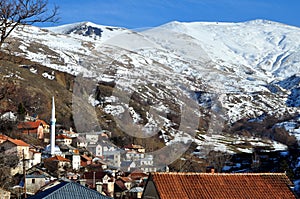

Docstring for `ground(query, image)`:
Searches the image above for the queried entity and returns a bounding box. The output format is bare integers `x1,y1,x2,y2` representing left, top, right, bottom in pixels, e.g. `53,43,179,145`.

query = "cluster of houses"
0,113,160,198
16,114,160,173
0,111,298,198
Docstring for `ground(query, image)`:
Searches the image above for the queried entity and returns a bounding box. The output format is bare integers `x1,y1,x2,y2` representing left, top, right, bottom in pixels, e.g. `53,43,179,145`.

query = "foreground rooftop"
143,172,297,199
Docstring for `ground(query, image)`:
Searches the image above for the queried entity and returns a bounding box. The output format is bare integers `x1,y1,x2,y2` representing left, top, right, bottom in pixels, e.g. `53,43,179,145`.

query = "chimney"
96,182,103,193
79,179,87,186
206,166,215,173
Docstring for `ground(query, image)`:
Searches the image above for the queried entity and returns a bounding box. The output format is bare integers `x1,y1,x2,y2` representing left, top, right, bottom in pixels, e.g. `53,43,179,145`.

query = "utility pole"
93,172,96,189
23,149,27,198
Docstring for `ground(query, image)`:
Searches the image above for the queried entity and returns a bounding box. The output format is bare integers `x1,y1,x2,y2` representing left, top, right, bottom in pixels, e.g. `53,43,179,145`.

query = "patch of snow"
0,111,17,121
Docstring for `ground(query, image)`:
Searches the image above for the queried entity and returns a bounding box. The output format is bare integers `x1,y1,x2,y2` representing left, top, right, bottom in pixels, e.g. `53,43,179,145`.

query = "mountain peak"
46,21,129,41
162,19,297,29
243,19,285,26
47,21,103,37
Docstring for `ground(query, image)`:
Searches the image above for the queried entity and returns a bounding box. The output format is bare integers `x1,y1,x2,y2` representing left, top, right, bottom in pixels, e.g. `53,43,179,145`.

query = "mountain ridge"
1,19,300,157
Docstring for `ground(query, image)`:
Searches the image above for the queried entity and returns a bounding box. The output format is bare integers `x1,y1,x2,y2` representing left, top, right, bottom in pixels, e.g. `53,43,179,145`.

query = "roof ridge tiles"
152,172,288,176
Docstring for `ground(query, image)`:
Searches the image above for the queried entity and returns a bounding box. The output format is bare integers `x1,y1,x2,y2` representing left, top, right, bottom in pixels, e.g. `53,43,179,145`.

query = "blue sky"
44,0,300,28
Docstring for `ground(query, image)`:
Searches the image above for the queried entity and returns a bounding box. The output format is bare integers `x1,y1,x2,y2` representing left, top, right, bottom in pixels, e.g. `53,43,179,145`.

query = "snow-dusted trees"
0,0,58,49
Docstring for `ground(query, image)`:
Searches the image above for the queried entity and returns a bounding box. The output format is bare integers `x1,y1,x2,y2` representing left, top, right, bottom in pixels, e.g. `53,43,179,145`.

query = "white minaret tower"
50,96,56,156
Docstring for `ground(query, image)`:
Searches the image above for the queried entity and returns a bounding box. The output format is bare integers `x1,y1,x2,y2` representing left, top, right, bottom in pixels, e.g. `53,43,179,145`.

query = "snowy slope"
160,20,300,80
6,19,300,154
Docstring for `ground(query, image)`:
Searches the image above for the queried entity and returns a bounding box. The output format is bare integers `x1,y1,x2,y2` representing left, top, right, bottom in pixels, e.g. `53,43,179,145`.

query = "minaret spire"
50,96,56,156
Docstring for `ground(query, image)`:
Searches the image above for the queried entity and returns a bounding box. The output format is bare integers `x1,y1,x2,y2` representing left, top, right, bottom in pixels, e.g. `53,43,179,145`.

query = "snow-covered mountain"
5,19,300,155
47,21,130,42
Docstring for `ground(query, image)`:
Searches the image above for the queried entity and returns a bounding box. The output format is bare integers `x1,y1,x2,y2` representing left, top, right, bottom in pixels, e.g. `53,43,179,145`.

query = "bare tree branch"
0,0,59,49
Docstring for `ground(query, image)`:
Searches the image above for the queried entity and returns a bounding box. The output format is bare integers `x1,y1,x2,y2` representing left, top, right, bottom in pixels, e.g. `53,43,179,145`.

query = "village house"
43,144,62,157
56,134,72,145
124,144,145,153
125,150,145,161
128,171,148,187
114,178,128,199
0,134,8,144
28,148,42,167
142,172,297,199
114,174,145,199
26,165,54,181
87,139,117,157
81,154,93,167
85,133,99,144
103,150,121,168
118,176,133,190
126,186,144,199
43,155,71,177
64,149,81,170
139,155,154,166
92,157,108,170
121,160,137,172
0,138,30,175
99,130,112,138
86,157,108,171
25,171,47,195
81,171,115,197
59,128,79,138
17,119,49,140
139,165,157,173
85,162,108,172
0,138,30,159
84,137,122,169
57,143,76,154
72,136,87,148
87,143,104,157
25,165,55,194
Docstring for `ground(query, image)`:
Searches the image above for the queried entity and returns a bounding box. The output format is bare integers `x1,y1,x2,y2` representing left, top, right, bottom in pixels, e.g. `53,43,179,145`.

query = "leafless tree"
205,150,232,173
0,0,59,49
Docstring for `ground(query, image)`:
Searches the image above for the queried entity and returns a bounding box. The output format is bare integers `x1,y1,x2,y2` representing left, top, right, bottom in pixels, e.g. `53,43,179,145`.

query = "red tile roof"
115,179,128,191
81,154,92,161
119,177,132,182
45,155,70,162
17,119,48,129
7,138,30,147
0,134,8,142
128,172,148,180
56,134,72,140
144,172,296,199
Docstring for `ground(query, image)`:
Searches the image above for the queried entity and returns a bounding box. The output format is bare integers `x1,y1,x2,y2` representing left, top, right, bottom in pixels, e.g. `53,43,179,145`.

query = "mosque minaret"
50,96,56,156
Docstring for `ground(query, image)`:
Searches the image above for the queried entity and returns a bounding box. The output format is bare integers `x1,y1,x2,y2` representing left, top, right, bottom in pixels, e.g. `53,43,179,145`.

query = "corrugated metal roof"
26,174,46,179
129,187,143,193
28,181,112,199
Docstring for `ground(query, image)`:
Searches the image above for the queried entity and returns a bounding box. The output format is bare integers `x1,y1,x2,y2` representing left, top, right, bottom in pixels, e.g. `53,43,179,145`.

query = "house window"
32,179,35,184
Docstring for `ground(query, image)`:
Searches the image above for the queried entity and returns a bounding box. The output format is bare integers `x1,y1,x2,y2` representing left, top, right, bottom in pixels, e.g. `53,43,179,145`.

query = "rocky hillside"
1,20,300,164
0,52,74,126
